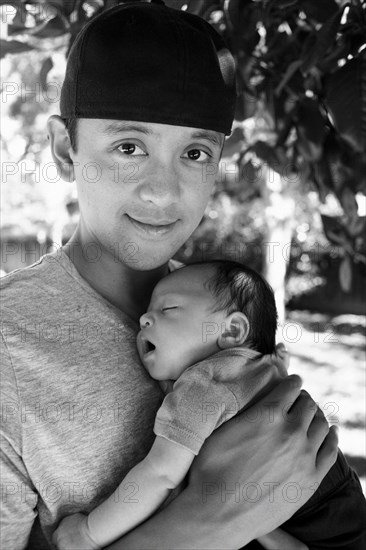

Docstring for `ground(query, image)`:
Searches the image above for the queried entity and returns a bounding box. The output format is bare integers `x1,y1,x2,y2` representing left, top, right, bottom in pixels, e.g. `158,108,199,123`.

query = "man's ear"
47,115,75,182
218,312,250,349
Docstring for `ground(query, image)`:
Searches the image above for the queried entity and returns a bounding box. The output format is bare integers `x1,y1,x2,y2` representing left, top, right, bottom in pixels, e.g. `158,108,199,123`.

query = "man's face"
69,119,224,270
136,265,226,380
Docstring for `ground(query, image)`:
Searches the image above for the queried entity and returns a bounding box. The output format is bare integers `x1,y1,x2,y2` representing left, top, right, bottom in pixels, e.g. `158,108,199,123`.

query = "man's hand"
105,374,337,549
52,512,101,550
187,374,338,544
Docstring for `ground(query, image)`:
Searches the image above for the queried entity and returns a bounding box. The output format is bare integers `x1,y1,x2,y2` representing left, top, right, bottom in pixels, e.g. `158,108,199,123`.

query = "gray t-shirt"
0,248,166,549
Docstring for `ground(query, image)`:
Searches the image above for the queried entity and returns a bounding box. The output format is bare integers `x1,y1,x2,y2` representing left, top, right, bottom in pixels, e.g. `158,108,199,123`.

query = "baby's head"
137,260,277,380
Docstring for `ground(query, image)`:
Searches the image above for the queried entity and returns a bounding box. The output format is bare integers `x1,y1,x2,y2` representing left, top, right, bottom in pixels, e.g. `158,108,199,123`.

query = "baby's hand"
52,512,101,550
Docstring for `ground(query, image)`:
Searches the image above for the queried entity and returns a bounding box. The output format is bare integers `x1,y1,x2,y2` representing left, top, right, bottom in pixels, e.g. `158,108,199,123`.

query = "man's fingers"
261,374,302,406
316,424,339,474
237,375,303,424
275,342,290,373
286,390,318,428
307,407,330,447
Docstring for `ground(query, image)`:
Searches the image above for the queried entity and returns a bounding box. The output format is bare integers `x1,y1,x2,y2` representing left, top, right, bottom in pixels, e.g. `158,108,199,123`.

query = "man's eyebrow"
101,122,154,136
100,122,223,147
190,130,224,147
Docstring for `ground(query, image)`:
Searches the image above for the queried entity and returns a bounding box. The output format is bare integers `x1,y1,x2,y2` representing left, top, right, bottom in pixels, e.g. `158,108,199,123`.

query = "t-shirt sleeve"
0,333,38,549
154,364,238,455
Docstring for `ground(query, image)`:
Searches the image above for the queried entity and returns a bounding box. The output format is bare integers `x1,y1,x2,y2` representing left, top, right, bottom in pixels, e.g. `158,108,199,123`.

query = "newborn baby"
54,261,365,550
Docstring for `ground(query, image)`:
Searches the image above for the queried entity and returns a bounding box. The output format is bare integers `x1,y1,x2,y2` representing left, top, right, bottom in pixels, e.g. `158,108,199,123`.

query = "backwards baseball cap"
60,0,236,135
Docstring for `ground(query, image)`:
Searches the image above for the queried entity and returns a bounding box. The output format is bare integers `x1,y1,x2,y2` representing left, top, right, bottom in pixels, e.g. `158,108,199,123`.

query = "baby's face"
136,265,226,380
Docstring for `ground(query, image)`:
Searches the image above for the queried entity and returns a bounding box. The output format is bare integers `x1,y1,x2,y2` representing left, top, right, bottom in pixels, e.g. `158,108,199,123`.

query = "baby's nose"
139,312,153,328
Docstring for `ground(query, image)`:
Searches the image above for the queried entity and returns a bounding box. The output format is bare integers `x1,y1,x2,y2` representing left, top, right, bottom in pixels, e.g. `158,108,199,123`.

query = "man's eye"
184,149,211,162
118,143,146,156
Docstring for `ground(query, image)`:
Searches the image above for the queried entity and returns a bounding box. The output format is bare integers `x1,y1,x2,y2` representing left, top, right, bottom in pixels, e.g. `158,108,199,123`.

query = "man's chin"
115,239,185,271
121,255,171,272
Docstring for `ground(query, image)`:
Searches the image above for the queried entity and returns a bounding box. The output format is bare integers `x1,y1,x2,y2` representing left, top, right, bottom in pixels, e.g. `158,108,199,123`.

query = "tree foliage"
2,0,366,284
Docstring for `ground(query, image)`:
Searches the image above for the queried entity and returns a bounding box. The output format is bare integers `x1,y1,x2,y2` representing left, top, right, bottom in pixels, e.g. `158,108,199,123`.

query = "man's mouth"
126,214,178,237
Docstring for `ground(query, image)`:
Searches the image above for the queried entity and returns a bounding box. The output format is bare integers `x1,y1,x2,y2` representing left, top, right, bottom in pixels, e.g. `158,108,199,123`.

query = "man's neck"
63,234,169,322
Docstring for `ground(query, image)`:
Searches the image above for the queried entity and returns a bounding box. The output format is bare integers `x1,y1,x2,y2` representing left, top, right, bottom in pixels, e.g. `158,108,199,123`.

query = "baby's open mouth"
137,331,157,362
145,340,156,354
139,336,156,356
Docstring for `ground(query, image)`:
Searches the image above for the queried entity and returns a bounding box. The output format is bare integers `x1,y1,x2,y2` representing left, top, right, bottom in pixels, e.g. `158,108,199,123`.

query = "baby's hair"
186,260,277,355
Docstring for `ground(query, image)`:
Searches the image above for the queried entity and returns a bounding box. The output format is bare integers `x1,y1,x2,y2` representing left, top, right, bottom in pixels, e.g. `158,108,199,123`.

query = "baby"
53,261,366,550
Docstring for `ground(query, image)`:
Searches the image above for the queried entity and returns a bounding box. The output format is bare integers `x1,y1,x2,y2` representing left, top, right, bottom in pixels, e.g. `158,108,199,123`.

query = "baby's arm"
258,528,309,549
53,436,194,550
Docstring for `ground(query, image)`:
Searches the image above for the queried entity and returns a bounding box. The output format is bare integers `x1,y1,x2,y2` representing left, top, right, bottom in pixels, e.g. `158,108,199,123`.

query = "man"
1,2,339,548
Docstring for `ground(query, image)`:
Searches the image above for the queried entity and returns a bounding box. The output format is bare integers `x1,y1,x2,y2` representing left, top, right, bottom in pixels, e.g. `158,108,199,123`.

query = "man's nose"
139,312,153,328
138,159,180,207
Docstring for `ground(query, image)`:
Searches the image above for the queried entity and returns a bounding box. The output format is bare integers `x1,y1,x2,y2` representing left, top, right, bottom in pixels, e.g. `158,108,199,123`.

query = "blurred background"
1,0,365,490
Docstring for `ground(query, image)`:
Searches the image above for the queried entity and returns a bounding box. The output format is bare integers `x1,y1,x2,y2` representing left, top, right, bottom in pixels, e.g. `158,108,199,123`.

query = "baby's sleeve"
154,365,238,455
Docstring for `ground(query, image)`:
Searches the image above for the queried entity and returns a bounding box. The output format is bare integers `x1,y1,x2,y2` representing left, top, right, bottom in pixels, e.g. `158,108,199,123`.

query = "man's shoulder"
1,250,59,288
0,250,67,317
1,255,45,285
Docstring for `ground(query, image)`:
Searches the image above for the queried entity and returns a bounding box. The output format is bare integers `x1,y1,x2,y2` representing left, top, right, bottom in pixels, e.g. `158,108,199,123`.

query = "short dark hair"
63,117,78,152
188,260,277,355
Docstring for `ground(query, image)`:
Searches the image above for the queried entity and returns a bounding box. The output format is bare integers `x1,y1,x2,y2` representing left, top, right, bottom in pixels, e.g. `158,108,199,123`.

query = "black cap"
60,1,236,135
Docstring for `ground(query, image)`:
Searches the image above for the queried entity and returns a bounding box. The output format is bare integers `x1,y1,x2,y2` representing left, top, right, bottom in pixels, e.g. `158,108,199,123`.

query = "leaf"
225,0,261,54
251,141,281,172
274,59,303,97
301,6,344,73
240,159,261,186
340,187,358,219
47,0,78,16
40,57,54,91
0,38,35,58
296,97,326,146
2,1,27,35
186,0,208,16
264,0,299,18
339,255,352,292
300,0,339,23
32,14,68,38
313,158,332,201
321,215,347,246
224,0,252,29
324,51,366,153
273,0,298,7
222,126,245,157
7,24,31,35
297,133,322,161
348,216,366,238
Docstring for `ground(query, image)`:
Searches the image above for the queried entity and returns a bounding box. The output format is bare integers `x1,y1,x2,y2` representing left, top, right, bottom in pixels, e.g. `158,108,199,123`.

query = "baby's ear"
217,312,250,349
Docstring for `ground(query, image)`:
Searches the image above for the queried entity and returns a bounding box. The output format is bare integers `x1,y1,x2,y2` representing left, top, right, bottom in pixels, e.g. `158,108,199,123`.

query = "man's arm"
0,335,38,549
258,528,309,549
105,375,338,550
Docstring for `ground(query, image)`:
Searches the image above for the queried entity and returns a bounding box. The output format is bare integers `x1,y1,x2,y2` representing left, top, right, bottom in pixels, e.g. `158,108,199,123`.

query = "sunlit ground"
284,311,366,494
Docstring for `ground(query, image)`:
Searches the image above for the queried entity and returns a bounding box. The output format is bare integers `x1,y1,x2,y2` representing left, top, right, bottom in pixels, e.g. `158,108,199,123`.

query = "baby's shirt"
154,347,285,455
